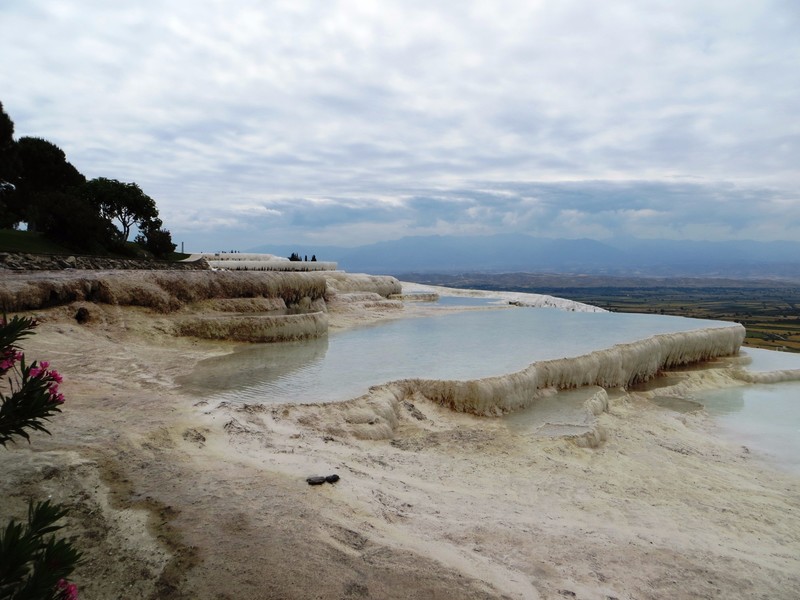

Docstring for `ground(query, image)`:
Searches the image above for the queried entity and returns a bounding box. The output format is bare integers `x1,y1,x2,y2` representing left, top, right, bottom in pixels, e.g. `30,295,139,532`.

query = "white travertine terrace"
395,284,752,417
352,324,747,418
732,367,800,384
401,281,605,313
188,252,338,271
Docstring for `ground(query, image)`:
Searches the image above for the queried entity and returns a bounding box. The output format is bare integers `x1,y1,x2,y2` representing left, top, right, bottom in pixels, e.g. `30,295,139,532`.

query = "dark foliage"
81,177,159,242
135,222,176,258
11,137,85,233
0,105,21,228
0,317,65,446
0,102,174,261
0,501,81,599
33,190,116,252
0,316,81,598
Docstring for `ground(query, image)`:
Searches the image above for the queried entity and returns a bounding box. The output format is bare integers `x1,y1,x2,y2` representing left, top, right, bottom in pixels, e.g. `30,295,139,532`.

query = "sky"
2,0,799,251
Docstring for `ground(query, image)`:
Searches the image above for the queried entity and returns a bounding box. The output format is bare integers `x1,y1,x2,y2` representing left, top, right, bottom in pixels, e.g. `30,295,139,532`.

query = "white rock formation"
400,282,605,313
380,324,746,416
190,252,338,271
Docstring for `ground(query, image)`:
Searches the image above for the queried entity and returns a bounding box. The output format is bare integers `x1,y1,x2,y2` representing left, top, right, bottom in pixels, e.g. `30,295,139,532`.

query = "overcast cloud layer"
2,0,799,250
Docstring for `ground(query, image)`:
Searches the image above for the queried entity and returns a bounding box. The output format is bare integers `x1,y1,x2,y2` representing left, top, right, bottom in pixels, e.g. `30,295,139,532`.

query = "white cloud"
2,0,799,249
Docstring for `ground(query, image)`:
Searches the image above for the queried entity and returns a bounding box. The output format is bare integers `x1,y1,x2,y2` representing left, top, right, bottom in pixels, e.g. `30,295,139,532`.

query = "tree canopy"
0,102,20,226
81,177,159,242
0,103,14,175
0,102,176,257
13,137,86,232
0,102,12,147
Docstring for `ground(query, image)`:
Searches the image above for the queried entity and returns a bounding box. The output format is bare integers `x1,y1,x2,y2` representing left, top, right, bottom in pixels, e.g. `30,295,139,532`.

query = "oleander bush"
0,315,81,599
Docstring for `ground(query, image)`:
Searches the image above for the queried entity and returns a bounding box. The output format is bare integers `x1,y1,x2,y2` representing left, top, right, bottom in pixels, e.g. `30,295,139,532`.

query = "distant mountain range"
249,235,800,279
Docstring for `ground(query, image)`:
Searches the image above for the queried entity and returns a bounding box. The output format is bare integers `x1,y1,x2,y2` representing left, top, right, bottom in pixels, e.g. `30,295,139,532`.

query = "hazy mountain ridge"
249,235,800,279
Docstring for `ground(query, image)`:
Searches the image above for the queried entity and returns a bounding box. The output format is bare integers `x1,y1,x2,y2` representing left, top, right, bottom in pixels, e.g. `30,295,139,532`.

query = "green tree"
36,189,116,252
0,102,15,186
1,102,175,259
0,102,12,152
81,177,159,242
13,137,85,232
134,218,176,258
0,102,21,228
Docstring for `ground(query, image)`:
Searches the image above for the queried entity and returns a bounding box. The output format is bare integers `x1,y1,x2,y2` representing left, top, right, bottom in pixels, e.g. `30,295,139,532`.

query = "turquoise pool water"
180,306,731,404
736,346,800,372
692,348,800,474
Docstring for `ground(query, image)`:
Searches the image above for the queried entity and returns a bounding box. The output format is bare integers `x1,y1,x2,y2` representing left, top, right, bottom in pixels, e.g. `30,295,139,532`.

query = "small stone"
306,474,340,485
75,307,91,324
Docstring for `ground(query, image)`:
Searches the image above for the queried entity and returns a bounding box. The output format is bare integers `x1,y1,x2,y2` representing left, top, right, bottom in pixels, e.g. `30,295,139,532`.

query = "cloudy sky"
2,0,799,251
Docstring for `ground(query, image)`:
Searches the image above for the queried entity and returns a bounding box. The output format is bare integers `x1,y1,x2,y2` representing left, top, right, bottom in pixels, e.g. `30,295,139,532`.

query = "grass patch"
0,229,74,254
0,229,192,262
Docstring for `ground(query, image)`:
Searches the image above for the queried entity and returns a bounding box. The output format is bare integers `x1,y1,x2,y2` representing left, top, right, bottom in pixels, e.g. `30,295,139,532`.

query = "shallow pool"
693,379,800,474
179,307,732,404
694,348,800,473
736,346,800,372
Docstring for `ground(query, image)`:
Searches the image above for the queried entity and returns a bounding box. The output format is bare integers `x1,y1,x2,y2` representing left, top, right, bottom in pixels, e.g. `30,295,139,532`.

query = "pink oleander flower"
0,350,23,372
48,381,65,404
56,579,79,600
28,363,63,384
9,357,68,404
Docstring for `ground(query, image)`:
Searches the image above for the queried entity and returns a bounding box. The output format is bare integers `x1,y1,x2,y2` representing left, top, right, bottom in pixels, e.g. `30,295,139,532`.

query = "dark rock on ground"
307,474,340,485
